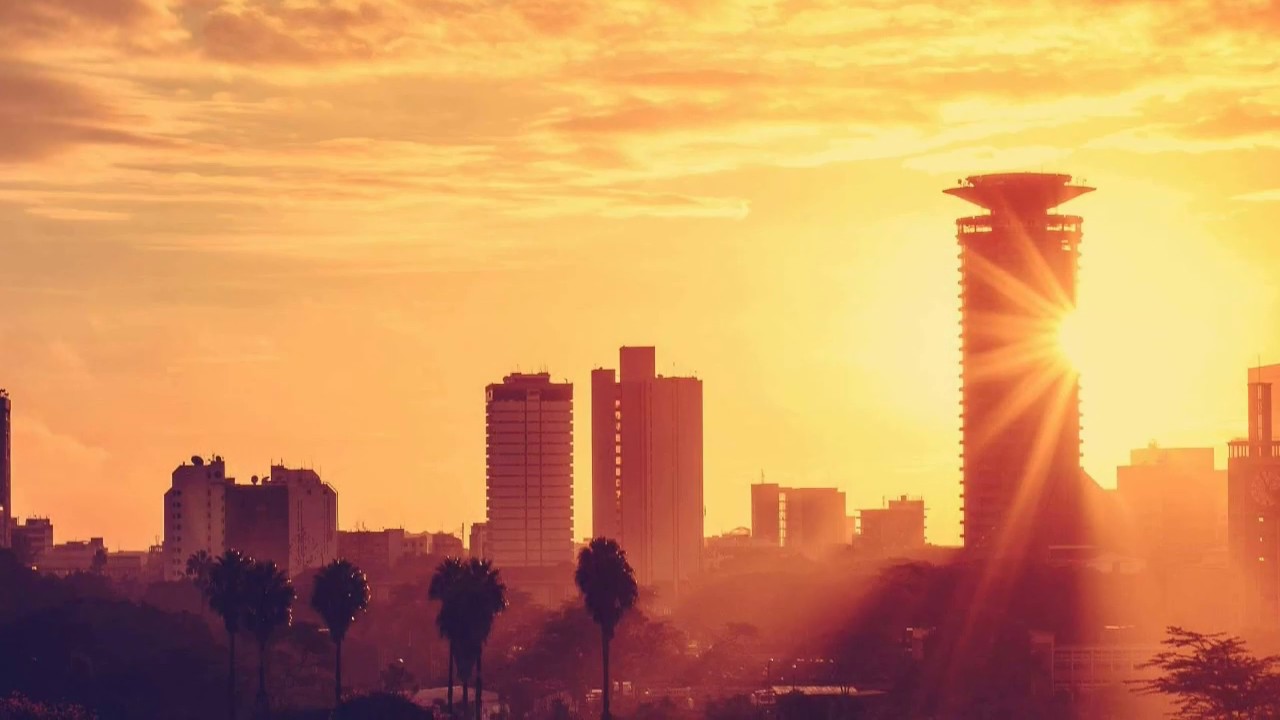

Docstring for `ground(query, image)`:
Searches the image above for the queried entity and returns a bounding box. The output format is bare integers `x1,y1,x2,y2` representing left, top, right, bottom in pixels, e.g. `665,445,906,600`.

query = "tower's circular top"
944,172,1094,213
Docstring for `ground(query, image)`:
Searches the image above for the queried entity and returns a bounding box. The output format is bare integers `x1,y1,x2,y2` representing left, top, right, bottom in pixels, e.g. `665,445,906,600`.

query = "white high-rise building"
163,455,229,581
485,373,574,568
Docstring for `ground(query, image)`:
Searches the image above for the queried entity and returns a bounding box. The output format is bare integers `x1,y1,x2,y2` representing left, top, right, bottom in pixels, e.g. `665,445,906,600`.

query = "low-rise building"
11,517,53,566
39,537,106,576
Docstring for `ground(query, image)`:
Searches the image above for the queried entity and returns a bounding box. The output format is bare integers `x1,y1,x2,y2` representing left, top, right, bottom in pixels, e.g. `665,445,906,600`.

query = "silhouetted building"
163,455,229,581
946,173,1101,555
225,465,337,579
1228,375,1280,625
592,346,703,598
404,530,463,557
751,483,849,555
469,522,489,559
0,390,10,547
11,517,53,566
40,536,105,576
486,373,574,568
338,528,405,581
105,550,159,583
1116,444,1225,564
858,496,926,556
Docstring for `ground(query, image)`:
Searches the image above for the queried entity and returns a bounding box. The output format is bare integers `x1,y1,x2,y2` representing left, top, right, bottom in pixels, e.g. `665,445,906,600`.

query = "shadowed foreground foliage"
1133,626,1280,719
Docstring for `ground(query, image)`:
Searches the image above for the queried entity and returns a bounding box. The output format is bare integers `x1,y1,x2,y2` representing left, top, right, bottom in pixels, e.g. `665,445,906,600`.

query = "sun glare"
1056,310,1086,374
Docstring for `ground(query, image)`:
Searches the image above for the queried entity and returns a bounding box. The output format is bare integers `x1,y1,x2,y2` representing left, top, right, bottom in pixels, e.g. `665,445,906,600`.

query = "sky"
4,0,1280,550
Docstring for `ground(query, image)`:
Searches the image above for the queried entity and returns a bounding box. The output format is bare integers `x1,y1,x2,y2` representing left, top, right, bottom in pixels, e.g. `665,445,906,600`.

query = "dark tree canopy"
1134,626,1280,719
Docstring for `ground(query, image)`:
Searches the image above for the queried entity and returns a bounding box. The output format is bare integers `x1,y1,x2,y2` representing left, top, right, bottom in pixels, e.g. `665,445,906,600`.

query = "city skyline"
5,2,1280,553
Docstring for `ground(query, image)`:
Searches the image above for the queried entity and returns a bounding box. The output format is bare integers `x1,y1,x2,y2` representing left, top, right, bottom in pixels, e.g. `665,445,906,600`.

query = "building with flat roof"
946,173,1101,556
1116,444,1225,564
11,517,53,566
752,483,849,556
226,464,337,579
39,537,105,576
592,347,703,599
1228,373,1280,625
163,455,229,581
1,390,11,547
337,528,405,581
486,373,574,568
858,496,926,556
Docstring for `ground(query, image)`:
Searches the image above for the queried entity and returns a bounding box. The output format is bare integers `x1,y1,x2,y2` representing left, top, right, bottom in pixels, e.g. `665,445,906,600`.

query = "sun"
1056,309,1087,374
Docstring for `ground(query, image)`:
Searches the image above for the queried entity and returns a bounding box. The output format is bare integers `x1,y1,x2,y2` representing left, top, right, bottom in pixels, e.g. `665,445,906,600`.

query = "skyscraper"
485,373,574,568
751,483,849,555
592,347,703,598
0,390,9,548
945,173,1095,555
1228,376,1280,625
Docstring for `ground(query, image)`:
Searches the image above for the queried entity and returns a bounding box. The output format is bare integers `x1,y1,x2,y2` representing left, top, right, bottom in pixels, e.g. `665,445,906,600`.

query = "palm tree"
575,538,639,720
310,559,371,711
241,560,294,718
429,557,466,717
186,550,214,595
461,559,506,720
204,549,254,720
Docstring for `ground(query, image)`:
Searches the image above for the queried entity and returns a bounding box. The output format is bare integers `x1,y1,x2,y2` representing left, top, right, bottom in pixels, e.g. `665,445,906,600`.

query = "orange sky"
4,0,1280,550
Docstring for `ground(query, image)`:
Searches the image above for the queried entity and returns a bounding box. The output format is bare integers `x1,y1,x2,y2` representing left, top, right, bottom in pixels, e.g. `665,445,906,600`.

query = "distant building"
1116,444,1225,563
226,465,337,579
486,373,574,568
104,550,158,583
1,390,10,547
751,483,849,555
592,346,703,598
469,522,489,559
163,455,230,581
858,496,926,556
338,528,405,581
11,517,53,566
40,537,105,576
1228,374,1280,625
404,531,464,558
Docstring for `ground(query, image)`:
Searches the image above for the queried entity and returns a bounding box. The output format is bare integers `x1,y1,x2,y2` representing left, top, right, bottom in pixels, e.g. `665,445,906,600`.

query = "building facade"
486,373,574,568
337,528,405,581
40,537,106,576
163,456,229,581
592,347,704,598
859,496,927,556
751,483,849,555
226,465,337,578
1,390,10,547
469,522,489,559
11,517,53,566
1116,444,1225,564
1228,377,1280,625
946,173,1097,555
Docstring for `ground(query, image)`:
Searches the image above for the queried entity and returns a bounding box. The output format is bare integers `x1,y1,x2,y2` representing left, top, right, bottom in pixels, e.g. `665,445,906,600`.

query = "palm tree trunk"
228,631,237,720
334,637,343,711
602,632,611,720
475,649,483,720
462,679,469,719
256,639,268,716
447,643,455,716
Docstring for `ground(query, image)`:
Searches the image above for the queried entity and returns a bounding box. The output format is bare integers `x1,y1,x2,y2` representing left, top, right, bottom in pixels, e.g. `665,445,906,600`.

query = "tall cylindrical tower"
945,173,1093,555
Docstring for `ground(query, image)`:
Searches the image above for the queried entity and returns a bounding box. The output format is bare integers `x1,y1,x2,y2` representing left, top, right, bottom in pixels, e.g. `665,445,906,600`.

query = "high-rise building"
1228,375,1280,624
1,390,10,547
163,455,229,581
859,496,927,556
945,173,1100,555
751,483,849,555
485,373,574,568
469,522,489,559
1116,444,1225,564
226,465,337,579
592,347,703,597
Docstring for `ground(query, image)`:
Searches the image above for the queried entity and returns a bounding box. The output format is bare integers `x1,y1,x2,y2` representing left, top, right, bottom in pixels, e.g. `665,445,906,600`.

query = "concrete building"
1,390,10,547
946,173,1104,556
859,496,927,556
1116,444,1225,564
592,346,704,598
338,528,405,581
404,531,464,558
40,537,105,576
1228,375,1280,625
11,517,53,566
226,465,337,579
163,455,229,581
485,373,574,568
751,483,849,555
469,522,489,559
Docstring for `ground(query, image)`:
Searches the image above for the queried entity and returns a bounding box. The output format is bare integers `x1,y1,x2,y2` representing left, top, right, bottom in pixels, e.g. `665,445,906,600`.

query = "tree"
459,559,506,720
575,538,639,720
186,551,215,596
1133,626,1280,719
429,558,466,717
89,549,107,576
310,560,371,712
204,549,255,720
242,560,295,718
